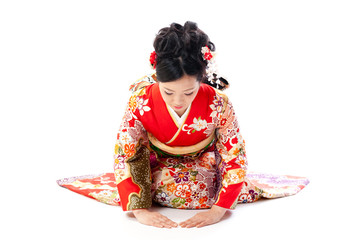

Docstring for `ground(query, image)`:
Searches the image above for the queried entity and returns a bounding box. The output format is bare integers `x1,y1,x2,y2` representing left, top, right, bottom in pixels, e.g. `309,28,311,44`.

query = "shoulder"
200,83,229,107
129,73,157,93
214,88,229,105
131,84,150,98
126,83,154,118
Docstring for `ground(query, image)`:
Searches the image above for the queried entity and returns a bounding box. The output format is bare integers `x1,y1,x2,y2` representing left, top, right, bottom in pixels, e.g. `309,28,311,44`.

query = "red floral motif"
167,182,176,192
149,51,157,69
185,163,194,168
220,118,228,126
199,182,207,190
199,196,208,204
204,52,213,60
201,46,213,61
123,143,135,158
199,162,212,170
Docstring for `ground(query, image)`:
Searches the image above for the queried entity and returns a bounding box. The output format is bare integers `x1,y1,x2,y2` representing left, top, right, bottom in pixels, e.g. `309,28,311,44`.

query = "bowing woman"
114,21,247,228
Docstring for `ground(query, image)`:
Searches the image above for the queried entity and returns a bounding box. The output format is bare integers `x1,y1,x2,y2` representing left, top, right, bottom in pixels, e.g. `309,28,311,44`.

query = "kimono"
114,74,248,211
56,75,309,209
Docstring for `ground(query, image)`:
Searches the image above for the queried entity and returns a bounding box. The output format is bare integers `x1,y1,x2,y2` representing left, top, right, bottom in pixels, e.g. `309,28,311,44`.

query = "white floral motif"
136,97,151,116
203,122,216,137
182,117,208,134
192,117,207,131
114,154,126,169
210,94,224,118
120,132,130,144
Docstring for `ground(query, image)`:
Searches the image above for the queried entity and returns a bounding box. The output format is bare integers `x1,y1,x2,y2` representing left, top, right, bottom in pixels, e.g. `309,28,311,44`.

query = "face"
159,75,200,117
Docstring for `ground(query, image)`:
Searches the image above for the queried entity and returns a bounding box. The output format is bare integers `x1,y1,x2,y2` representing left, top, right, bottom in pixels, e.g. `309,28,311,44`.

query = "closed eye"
165,91,173,95
185,92,194,96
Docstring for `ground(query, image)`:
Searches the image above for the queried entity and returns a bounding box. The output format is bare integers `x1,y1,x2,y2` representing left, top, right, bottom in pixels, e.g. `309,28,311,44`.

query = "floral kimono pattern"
114,75,248,211
57,172,309,207
57,75,309,211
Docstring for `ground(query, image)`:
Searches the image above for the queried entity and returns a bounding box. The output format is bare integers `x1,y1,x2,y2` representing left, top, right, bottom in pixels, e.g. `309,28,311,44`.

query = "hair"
153,21,215,84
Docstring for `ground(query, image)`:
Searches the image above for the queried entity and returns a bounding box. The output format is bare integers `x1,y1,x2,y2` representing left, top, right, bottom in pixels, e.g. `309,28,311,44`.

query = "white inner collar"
167,103,191,126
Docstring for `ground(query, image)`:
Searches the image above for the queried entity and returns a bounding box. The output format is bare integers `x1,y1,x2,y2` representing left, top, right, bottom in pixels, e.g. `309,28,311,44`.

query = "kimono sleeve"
113,91,152,211
214,98,248,209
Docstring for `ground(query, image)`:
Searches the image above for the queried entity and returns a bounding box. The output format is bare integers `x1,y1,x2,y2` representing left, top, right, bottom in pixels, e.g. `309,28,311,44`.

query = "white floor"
6,177,356,240
1,1,359,239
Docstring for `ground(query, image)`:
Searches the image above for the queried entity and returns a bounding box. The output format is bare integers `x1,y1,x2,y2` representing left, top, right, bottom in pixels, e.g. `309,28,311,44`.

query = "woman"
114,21,248,228
57,21,309,229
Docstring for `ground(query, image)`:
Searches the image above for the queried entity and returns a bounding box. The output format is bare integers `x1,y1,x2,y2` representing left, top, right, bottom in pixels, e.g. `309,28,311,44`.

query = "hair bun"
154,23,184,60
153,21,219,84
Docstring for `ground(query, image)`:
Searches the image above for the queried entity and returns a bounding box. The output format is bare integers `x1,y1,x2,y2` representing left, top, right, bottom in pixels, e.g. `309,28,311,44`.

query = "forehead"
159,75,199,91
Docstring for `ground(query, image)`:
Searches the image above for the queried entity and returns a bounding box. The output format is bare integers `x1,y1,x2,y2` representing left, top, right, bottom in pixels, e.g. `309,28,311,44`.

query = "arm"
113,92,152,211
114,91,178,228
179,95,247,228
213,99,247,209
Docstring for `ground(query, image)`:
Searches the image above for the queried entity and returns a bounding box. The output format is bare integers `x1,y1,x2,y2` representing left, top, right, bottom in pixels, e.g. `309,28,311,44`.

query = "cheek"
161,93,172,105
186,95,196,105
165,96,172,104
188,89,199,103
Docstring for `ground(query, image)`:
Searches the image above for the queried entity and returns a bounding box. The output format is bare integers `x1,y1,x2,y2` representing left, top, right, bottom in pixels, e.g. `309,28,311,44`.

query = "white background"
1,0,359,239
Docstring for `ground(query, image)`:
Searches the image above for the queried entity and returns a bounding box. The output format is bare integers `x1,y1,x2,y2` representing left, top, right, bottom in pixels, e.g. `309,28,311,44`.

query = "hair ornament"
202,46,229,90
201,46,213,61
149,51,157,69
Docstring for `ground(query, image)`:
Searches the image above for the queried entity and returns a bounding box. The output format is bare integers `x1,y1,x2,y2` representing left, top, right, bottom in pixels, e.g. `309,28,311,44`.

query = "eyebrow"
164,87,195,92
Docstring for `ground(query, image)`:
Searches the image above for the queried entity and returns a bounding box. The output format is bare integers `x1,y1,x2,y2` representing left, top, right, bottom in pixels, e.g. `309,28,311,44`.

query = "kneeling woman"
114,21,249,228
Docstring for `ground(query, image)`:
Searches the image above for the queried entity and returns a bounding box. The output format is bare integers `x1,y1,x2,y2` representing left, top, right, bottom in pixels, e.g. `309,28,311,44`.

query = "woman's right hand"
132,209,178,228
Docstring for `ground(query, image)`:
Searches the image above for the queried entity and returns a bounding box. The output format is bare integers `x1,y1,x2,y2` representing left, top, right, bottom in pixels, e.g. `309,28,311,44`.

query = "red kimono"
56,75,309,209
114,75,248,211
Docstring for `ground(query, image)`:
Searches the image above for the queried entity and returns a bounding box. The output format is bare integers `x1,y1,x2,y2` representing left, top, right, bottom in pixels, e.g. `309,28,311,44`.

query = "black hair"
153,21,216,84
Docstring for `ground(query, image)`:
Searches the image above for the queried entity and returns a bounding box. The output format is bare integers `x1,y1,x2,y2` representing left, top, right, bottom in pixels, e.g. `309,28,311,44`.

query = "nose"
173,94,185,106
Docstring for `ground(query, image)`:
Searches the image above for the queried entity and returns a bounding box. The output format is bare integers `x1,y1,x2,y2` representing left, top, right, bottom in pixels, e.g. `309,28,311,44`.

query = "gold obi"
147,131,216,155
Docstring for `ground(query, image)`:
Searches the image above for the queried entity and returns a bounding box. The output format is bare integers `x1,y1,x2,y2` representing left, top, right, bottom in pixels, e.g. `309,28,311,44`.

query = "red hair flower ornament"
201,46,213,61
148,46,227,90
149,51,157,69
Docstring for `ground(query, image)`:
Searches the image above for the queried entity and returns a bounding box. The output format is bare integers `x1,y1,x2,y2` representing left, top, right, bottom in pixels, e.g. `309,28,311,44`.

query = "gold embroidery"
126,146,152,210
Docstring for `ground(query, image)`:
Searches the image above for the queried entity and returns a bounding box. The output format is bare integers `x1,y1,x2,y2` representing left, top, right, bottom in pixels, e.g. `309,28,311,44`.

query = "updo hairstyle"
153,21,215,84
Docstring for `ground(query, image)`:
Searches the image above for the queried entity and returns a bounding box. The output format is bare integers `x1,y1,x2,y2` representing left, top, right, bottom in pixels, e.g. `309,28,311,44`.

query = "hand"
132,209,178,228
179,205,227,228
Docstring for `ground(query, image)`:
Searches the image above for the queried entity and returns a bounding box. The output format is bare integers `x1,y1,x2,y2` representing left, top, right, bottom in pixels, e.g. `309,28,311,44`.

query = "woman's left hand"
179,205,227,228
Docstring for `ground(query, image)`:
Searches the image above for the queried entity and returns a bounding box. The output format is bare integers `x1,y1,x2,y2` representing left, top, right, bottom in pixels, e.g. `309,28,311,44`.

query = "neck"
175,108,185,118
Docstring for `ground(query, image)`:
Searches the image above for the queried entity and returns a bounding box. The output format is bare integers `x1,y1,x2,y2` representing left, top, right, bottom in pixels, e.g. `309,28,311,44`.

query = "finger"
157,215,178,228
179,222,190,228
153,219,173,228
159,215,176,224
196,220,209,228
180,215,198,225
189,215,210,228
151,221,165,228
179,219,193,228
170,221,179,228
180,219,199,228
196,216,221,228
150,217,163,227
187,219,204,228
159,220,177,228
155,217,177,228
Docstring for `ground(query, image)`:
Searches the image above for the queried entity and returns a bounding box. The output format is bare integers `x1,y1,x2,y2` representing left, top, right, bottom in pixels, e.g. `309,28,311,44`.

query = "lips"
174,106,183,109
